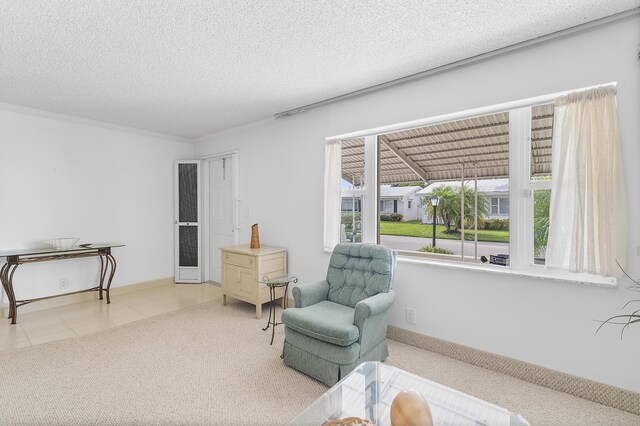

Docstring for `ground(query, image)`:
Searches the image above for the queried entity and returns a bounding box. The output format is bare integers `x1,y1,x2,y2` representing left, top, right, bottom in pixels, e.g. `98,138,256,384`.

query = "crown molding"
0,102,193,144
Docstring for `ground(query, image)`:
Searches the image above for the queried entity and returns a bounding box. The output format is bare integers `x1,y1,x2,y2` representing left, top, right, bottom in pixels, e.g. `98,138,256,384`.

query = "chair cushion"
281,301,359,346
327,243,395,307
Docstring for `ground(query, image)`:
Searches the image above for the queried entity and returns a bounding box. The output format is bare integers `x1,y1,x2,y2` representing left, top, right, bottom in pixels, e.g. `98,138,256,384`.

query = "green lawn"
379,220,509,243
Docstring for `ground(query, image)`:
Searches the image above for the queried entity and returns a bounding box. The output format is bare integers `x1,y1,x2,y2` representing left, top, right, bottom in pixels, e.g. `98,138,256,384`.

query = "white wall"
0,108,194,301
403,194,419,221
194,15,640,392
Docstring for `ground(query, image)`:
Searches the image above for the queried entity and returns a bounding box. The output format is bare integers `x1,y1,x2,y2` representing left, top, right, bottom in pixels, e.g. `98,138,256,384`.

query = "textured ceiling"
0,1,637,139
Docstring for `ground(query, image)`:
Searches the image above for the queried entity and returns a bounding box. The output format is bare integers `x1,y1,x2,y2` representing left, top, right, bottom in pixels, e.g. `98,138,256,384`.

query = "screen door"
175,160,202,283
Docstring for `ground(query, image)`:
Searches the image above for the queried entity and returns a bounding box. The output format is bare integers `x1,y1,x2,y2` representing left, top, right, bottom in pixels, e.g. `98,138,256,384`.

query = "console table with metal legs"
260,276,298,345
0,243,124,325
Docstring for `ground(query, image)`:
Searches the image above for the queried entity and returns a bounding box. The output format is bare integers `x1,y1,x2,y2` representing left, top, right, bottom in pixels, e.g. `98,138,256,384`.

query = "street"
380,234,509,259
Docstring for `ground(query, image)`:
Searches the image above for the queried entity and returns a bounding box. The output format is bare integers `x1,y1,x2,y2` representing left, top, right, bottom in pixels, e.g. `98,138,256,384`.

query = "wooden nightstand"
220,244,287,318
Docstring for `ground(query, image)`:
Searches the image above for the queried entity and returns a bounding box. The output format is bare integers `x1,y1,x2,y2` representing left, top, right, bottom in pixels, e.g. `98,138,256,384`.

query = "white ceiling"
0,1,637,139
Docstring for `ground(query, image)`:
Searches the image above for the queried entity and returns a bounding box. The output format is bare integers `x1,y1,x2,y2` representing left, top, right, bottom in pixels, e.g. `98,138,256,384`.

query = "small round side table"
260,276,298,345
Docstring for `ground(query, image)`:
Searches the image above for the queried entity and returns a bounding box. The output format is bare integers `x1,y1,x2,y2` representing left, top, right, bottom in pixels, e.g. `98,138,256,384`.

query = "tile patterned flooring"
0,282,221,351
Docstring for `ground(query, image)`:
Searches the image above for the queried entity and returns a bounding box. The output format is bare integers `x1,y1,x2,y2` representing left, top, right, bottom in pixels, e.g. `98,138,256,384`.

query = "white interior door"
209,155,238,283
174,160,202,283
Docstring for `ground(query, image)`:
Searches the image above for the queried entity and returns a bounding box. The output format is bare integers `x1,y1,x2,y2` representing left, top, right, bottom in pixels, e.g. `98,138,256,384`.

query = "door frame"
202,150,240,283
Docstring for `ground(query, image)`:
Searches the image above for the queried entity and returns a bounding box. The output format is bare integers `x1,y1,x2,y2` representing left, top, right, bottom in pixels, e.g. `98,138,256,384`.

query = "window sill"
396,253,617,288
323,247,617,287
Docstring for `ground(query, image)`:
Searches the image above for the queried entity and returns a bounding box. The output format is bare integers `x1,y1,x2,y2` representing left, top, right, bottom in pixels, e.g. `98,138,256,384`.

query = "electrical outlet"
59,278,69,289
406,307,416,324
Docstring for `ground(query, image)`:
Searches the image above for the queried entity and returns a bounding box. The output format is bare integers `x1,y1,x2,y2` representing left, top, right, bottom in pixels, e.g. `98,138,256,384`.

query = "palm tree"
452,185,489,231
422,185,456,232
423,183,489,233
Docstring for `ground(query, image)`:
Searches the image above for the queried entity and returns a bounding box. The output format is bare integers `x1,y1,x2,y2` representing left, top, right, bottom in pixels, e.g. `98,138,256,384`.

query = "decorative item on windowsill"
490,254,509,266
596,261,640,339
390,389,433,426
250,223,260,249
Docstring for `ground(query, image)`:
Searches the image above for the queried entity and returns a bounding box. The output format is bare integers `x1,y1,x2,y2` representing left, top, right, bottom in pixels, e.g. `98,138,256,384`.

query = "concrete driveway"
380,234,509,258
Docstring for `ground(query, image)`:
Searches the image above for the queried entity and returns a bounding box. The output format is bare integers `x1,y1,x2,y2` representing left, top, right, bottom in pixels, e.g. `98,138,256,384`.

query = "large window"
327,84,624,283
339,109,522,264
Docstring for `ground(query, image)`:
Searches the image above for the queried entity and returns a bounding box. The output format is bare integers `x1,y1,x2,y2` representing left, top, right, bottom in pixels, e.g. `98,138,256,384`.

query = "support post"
474,163,478,260
460,164,465,260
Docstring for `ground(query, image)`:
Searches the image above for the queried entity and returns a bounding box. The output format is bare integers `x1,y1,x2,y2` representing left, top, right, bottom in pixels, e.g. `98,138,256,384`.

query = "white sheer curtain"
323,139,342,251
545,85,627,277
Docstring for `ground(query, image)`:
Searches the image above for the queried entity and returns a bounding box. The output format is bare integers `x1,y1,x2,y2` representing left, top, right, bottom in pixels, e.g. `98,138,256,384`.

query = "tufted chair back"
325,243,396,308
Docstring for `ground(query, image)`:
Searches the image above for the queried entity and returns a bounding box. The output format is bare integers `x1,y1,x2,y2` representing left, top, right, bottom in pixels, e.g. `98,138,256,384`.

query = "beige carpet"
0,298,638,425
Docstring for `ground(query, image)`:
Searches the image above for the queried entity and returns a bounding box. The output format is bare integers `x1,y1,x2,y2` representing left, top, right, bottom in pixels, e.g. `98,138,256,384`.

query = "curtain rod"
275,8,638,119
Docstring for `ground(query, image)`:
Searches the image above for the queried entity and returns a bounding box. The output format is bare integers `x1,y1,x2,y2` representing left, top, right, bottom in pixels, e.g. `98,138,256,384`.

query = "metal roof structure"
341,104,554,185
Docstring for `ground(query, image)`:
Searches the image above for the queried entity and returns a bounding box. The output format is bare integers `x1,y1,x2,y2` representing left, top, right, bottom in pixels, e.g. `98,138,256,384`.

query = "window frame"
499,198,509,215
328,84,619,287
491,198,500,215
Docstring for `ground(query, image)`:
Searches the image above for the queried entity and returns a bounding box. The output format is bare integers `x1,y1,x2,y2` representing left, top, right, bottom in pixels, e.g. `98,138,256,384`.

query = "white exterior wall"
0,108,194,300
194,16,640,392
402,193,419,221
380,191,421,221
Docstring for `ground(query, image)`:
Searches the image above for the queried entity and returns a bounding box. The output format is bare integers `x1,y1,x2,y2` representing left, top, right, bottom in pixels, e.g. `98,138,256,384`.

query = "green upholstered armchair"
281,243,397,386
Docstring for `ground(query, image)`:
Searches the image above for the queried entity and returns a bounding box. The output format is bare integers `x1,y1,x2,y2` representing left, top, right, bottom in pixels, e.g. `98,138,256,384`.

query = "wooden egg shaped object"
390,389,433,426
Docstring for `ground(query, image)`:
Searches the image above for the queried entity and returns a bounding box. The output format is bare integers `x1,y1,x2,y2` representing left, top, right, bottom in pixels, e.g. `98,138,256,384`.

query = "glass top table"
0,243,124,258
287,361,530,426
1,243,124,324
258,276,298,345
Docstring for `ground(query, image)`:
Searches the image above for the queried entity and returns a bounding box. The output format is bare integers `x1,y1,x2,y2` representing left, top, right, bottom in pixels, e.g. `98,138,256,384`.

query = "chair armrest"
353,290,395,355
354,290,396,327
292,280,330,308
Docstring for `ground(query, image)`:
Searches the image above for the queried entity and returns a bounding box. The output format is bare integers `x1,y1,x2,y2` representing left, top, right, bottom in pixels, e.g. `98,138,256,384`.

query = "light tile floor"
0,282,222,351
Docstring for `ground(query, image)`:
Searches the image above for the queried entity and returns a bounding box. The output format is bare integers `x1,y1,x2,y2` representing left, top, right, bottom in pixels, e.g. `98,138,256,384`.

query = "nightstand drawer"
223,252,255,269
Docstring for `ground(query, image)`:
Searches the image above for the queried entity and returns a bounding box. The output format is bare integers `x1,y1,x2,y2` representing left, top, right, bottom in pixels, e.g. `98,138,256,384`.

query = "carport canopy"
341,104,554,186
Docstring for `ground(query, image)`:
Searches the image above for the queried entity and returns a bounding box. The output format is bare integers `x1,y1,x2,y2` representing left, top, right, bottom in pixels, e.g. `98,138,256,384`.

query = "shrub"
380,214,392,222
463,217,486,230
417,245,454,255
483,218,510,230
390,213,403,222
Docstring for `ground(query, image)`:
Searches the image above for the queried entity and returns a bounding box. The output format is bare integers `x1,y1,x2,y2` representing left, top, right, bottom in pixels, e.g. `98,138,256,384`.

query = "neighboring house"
342,185,423,221
416,178,509,220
